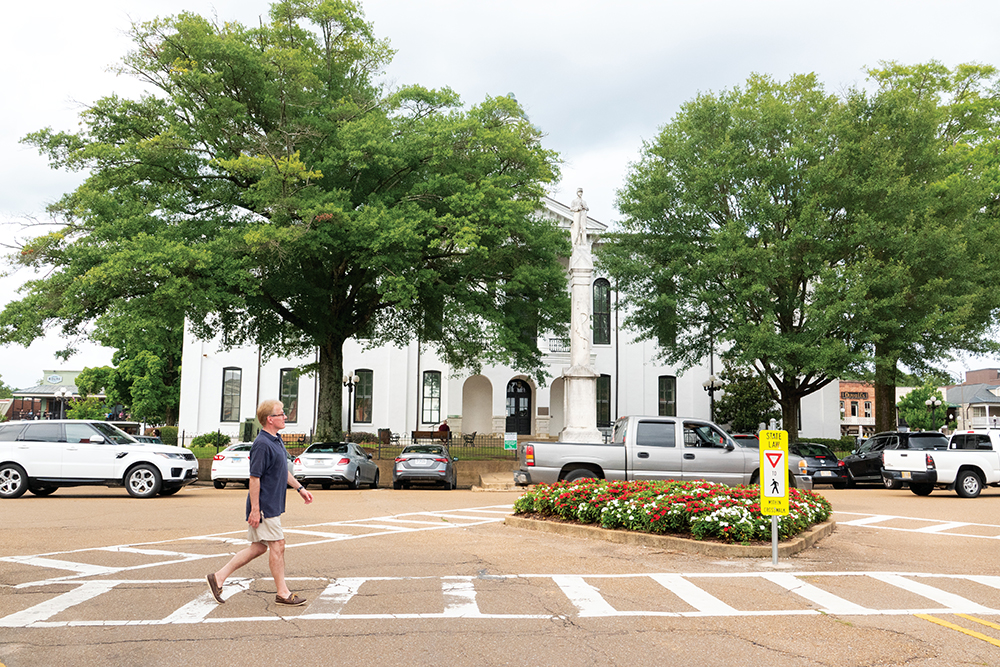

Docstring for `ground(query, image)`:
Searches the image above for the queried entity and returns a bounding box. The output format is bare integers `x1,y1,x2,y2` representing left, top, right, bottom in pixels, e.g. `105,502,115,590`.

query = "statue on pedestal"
569,188,588,248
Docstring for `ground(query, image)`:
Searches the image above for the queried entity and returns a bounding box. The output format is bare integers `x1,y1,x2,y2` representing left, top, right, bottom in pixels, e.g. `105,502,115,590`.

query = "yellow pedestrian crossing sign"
759,430,789,516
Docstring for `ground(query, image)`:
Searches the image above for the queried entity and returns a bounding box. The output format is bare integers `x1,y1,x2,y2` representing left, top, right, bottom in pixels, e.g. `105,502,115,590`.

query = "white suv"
0,420,198,499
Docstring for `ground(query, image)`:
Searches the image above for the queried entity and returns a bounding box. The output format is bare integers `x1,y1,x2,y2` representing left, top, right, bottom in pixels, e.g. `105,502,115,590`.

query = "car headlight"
157,452,186,460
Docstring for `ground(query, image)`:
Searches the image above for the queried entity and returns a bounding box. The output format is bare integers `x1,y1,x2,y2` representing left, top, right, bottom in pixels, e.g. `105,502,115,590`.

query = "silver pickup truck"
513,414,813,490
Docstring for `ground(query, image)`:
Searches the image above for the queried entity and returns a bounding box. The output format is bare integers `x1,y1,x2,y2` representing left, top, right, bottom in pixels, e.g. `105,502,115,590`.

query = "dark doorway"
506,379,532,435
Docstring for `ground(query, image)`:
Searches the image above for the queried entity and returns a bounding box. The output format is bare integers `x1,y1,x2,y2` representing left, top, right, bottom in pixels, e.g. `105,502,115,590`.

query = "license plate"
232,457,244,462
817,471,832,476
902,471,911,479
411,459,432,467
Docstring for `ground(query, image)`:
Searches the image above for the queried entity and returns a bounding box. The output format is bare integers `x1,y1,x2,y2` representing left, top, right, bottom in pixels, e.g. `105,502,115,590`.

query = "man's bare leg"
267,540,292,599
214,541,267,587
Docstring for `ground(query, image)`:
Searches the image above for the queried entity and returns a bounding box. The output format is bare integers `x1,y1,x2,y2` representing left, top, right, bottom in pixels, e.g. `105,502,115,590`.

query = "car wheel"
159,486,182,496
563,468,598,483
442,479,453,490
125,464,162,498
213,480,226,490
749,470,760,487
28,485,58,497
0,463,29,499
393,480,403,490
883,476,902,490
910,483,934,496
832,480,847,490
369,470,379,489
321,482,331,490
846,471,857,488
349,469,360,490
956,470,983,498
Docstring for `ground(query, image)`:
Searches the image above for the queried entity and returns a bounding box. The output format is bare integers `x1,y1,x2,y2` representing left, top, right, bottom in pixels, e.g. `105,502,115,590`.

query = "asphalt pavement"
3,482,1000,666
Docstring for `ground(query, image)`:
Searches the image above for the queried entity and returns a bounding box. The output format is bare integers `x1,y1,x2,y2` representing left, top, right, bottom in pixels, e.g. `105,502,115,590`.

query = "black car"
842,431,949,487
789,442,848,489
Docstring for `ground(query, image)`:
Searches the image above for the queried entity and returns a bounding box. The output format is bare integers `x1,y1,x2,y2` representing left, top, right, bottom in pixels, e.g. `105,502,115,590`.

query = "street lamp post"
54,387,68,420
702,375,723,422
343,372,360,437
925,397,942,431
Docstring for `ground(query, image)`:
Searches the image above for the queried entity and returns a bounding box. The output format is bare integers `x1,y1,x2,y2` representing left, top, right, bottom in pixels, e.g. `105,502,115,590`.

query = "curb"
503,516,836,558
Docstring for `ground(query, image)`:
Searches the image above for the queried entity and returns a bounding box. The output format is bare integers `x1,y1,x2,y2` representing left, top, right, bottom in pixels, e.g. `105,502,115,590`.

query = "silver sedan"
293,442,380,490
393,444,457,490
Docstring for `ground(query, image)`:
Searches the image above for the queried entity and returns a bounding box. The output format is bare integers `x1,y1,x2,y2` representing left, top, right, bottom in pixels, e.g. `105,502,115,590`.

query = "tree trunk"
316,339,345,440
778,395,800,444
874,350,899,433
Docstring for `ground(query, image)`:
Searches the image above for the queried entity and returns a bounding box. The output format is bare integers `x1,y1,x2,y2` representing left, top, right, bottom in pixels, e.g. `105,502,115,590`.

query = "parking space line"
552,575,620,617
868,574,994,613
0,581,117,628
762,572,872,615
648,574,737,614
914,522,971,533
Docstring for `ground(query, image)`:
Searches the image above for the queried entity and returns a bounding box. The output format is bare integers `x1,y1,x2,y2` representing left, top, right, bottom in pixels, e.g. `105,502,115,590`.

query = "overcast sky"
2,0,1000,389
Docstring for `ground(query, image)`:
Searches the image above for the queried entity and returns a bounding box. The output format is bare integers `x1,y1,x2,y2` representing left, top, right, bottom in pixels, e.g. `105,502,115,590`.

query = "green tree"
601,73,855,443
825,62,1000,432
896,384,952,432
66,396,109,420
3,0,567,438
712,366,781,434
0,374,13,399
602,66,1000,443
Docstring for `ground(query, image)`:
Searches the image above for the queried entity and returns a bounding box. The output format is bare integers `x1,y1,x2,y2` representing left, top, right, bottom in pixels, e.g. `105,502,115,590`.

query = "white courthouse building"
177,197,841,444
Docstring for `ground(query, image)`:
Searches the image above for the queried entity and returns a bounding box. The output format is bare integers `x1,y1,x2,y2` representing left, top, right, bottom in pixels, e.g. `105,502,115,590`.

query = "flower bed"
512,479,831,544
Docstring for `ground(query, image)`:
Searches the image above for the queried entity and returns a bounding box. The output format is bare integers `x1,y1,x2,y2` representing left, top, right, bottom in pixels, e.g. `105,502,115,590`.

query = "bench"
412,430,451,443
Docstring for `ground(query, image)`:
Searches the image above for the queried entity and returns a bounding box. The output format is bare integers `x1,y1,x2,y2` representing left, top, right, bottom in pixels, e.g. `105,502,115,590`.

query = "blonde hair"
256,399,283,426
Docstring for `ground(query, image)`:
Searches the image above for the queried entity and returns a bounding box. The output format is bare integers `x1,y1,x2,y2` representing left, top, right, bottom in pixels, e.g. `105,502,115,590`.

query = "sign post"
759,429,789,565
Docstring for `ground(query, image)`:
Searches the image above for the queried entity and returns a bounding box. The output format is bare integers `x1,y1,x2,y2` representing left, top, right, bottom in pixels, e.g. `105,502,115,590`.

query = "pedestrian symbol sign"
759,430,789,515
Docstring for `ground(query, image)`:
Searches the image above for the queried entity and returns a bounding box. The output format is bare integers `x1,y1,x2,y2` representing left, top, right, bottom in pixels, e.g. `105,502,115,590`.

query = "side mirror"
90,435,106,444
725,442,734,451
453,457,459,462
367,453,373,460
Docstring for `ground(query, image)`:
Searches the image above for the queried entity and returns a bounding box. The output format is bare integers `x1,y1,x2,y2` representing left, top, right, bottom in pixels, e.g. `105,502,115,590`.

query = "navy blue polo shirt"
246,430,288,521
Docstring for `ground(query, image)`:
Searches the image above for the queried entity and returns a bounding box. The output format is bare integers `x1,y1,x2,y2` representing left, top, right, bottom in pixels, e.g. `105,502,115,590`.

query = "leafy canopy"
4,0,568,437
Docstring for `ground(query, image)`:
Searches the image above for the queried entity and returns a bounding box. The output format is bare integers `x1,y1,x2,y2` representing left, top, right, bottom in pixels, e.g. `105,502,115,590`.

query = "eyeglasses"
269,412,286,418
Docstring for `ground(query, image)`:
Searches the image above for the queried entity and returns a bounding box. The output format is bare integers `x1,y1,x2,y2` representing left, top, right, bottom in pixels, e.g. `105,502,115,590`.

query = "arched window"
593,278,611,345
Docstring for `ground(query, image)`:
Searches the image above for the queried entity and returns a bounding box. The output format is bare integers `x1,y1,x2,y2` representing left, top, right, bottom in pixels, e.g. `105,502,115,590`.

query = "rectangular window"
864,401,872,419
973,406,987,418
221,368,241,422
850,401,858,417
593,279,611,345
636,420,675,447
597,374,611,428
354,370,373,424
658,376,676,417
422,371,442,425
280,369,299,423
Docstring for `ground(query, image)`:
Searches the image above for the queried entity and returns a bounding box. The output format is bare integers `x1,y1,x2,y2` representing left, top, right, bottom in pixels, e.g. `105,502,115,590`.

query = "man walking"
207,399,313,606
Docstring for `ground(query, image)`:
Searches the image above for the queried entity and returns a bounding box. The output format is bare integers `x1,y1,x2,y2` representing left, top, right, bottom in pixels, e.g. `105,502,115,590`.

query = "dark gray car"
843,431,949,487
393,444,457,490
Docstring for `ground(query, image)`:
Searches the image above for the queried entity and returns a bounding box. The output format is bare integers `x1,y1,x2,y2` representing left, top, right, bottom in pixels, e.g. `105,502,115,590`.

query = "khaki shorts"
248,515,283,543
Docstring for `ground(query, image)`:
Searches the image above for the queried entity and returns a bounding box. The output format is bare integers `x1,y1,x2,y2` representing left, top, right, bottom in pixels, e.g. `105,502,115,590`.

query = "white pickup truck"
881,429,1000,498
513,414,813,490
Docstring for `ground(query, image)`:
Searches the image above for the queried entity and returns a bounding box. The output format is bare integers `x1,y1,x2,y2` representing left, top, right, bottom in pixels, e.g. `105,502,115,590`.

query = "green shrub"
159,426,178,446
348,431,380,444
191,432,231,448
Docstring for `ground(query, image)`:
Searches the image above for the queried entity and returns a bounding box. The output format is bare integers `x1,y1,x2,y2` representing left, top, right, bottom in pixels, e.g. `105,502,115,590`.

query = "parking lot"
4,483,1000,666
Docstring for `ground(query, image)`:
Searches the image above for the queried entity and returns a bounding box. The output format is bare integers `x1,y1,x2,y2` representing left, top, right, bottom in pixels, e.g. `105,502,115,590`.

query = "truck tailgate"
882,449,930,473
